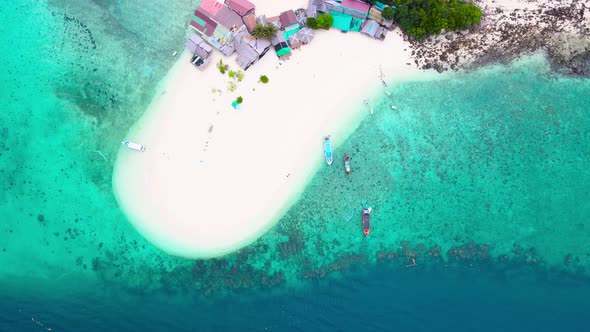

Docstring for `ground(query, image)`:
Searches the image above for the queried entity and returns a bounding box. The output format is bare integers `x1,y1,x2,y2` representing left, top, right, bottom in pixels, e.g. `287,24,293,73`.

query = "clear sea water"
2,0,590,331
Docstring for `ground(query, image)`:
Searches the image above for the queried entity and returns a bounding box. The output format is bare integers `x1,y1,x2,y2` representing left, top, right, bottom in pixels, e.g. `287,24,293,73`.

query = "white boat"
385,90,391,96
324,136,333,165
121,141,146,152
391,105,398,110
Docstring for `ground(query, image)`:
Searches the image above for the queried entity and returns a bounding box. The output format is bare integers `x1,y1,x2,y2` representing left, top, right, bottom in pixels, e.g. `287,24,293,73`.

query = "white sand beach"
112,0,431,259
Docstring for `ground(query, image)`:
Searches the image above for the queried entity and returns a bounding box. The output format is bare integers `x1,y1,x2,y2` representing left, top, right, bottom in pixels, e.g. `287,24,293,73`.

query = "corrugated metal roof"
361,19,377,37
340,0,371,14
214,6,244,30
199,0,224,16
225,0,255,16
271,32,286,45
279,10,298,27
191,9,218,37
243,12,257,33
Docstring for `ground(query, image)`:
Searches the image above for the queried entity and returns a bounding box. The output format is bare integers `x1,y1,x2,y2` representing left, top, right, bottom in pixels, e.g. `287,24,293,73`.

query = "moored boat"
362,204,372,236
121,141,146,152
324,136,333,165
344,154,351,175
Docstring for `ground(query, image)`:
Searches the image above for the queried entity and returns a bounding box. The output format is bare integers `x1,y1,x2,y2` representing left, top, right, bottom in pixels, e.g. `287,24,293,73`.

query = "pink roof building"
279,10,298,28
225,0,255,16
199,0,225,16
340,0,371,15
198,0,244,31
242,12,257,33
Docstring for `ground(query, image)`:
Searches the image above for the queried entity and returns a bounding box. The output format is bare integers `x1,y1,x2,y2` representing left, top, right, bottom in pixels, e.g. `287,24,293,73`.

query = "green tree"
259,75,269,83
382,6,395,20
236,96,243,104
237,70,245,81
316,13,334,30
252,24,278,39
306,17,318,30
392,0,482,40
217,59,227,74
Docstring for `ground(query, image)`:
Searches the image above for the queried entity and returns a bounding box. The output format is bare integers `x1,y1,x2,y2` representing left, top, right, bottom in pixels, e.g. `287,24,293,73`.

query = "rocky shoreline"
409,0,590,76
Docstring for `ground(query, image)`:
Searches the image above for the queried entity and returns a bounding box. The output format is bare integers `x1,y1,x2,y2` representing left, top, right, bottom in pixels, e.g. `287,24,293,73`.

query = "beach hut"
189,9,218,39
315,0,328,14
382,18,394,30
306,0,319,18
271,33,291,58
361,19,387,40
280,10,299,31
233,26,272,69
360,19,378,38
185,34,214,59
245,34,272,56
190,53,210,70
327,0,371,19
219,41,236,56
329,9,364,32
189,0,245,54
368,6,384,24
294,8,307,24
225,0,255,17
375,26,387,40
368,3,396,29
234,42,259,69
242,12,257,33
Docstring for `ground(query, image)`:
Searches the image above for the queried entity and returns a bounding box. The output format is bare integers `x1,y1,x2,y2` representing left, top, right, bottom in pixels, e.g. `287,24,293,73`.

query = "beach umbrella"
297,27,314,43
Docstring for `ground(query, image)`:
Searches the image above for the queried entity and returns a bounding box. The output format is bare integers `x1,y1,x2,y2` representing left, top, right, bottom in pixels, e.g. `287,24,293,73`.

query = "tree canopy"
391,0,482,40
251,24,278,39
306,17,319,30
316,13,334,30
382,6,395,20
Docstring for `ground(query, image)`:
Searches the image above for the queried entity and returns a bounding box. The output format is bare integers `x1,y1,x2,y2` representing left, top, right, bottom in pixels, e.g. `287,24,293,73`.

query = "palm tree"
252,24,278,39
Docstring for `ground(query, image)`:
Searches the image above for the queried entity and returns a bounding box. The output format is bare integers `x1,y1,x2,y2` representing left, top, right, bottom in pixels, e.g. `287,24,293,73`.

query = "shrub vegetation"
382,6,395,20
252,24,278,39
391,0,482,40
306,17,318,30
217,59,227,74
227,81,237,92
316,13,334,30
259,75,269,83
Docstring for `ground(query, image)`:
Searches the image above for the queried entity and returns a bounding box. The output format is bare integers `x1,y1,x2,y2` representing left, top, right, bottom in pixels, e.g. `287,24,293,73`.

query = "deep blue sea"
2,265,590,331
2,0,590,331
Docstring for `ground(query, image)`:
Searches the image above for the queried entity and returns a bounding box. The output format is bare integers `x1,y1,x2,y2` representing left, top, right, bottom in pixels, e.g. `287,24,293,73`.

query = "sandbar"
113,0,430,258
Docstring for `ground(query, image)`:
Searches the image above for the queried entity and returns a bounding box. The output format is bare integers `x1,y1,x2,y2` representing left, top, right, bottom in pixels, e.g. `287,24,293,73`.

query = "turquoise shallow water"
0,0,200,280
2,0,590,330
